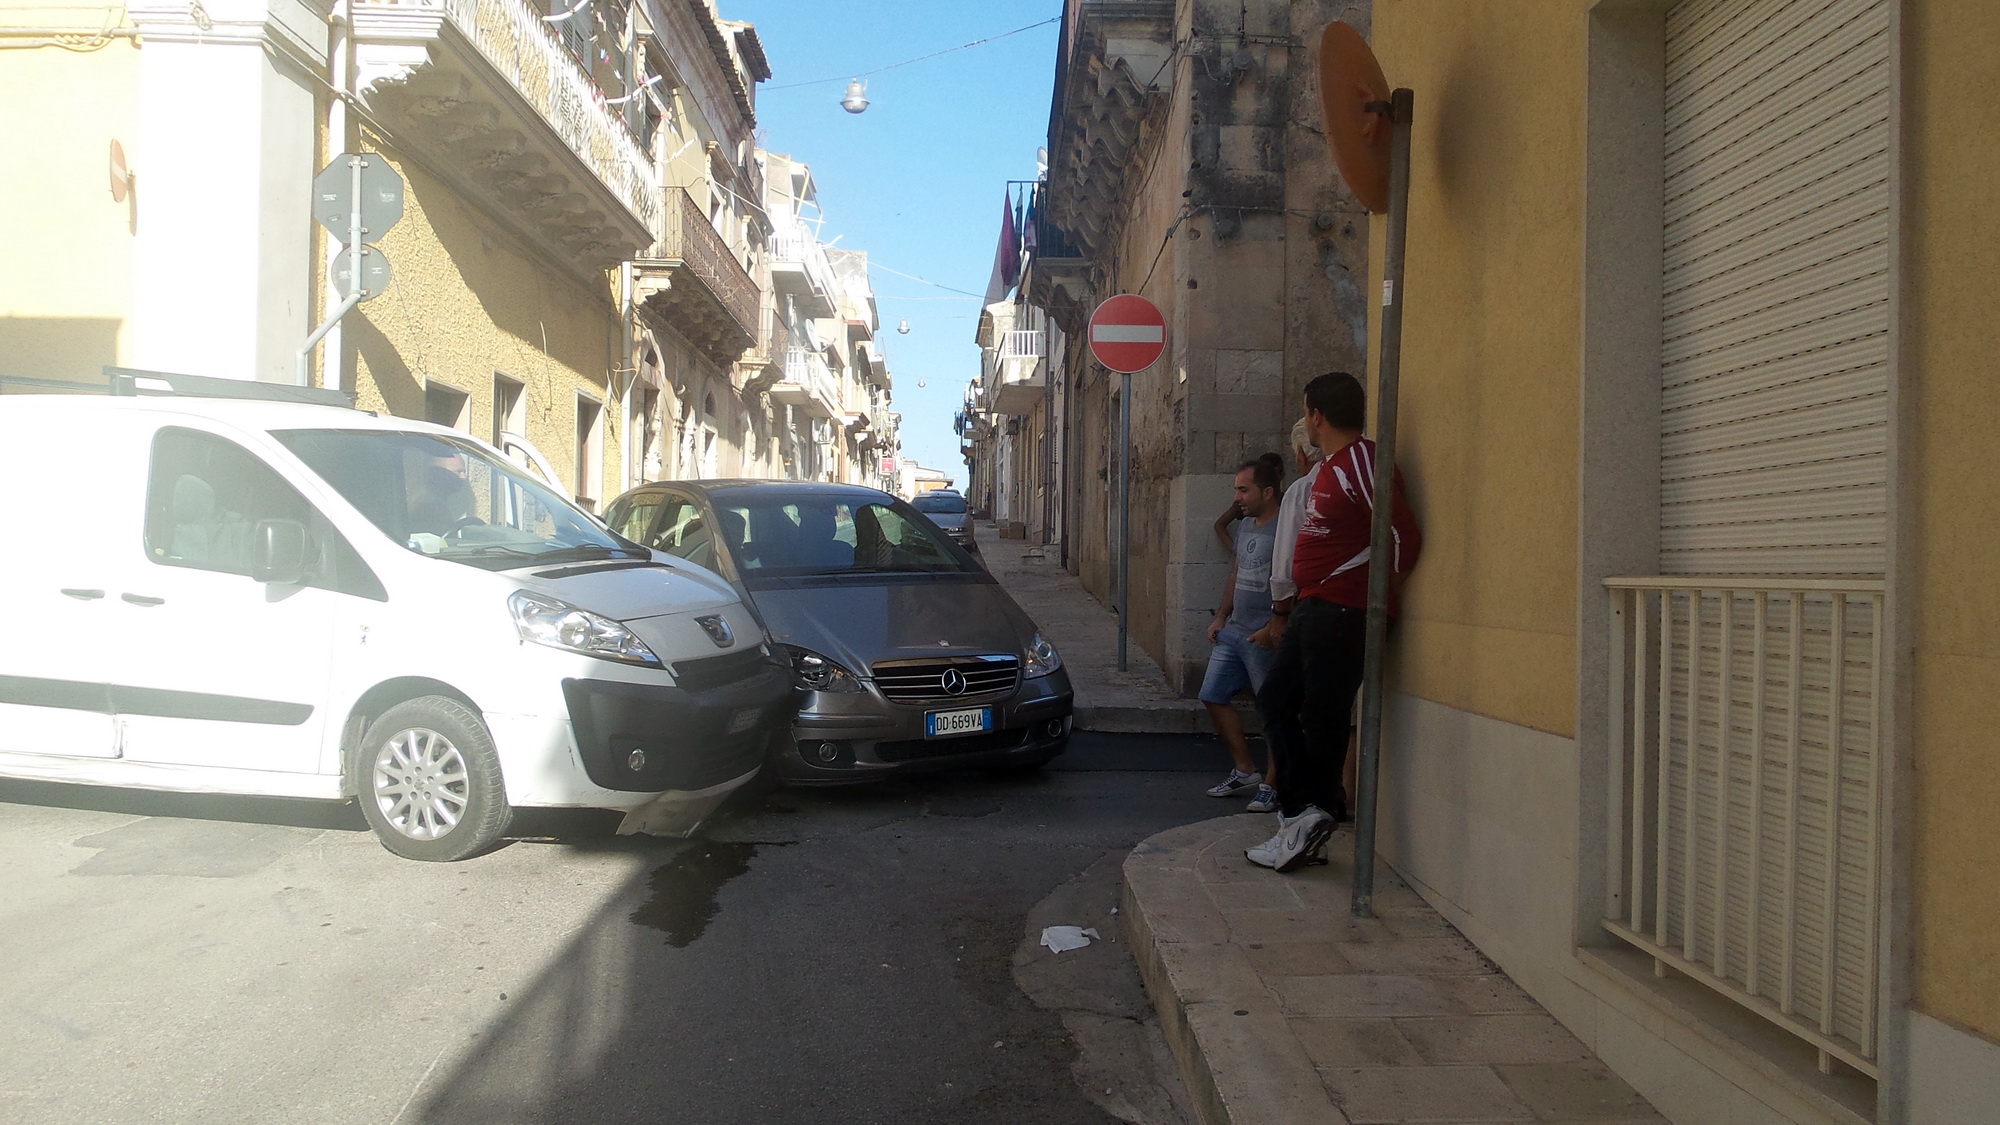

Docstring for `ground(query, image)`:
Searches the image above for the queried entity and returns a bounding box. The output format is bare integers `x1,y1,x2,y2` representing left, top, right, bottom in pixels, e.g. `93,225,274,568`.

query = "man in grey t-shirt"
1202,457,1284,810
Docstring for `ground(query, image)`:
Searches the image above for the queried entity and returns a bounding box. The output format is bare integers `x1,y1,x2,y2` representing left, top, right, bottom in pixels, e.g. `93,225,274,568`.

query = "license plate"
925,706,992,739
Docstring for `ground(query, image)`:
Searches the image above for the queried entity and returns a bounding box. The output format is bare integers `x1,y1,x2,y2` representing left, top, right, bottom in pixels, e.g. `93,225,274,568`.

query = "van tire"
355,696,513,862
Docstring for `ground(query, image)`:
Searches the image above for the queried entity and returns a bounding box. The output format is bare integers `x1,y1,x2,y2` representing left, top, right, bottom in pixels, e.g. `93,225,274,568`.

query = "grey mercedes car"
601,480,1073,782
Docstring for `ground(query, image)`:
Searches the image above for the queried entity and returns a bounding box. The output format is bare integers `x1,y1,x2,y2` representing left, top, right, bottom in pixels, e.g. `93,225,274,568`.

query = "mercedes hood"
746,577,1036,676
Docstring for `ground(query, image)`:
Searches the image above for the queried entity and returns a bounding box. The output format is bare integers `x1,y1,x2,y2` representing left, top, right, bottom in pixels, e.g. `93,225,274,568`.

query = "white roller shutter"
1660,0,1892,579
1609,0,1893,1072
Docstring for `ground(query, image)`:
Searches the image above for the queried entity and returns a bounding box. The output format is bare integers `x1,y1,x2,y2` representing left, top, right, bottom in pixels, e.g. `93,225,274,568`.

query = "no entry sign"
1088,295,1166,373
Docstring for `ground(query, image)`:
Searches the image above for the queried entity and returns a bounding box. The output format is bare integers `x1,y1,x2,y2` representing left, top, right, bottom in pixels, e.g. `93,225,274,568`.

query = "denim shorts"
1199,622,1280,704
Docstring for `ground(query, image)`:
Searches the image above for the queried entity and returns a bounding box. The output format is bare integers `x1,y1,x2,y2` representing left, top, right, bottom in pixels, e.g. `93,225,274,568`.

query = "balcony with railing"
769,230,839,319
741,302,791,390
633,187,758,367
351,0,661,273
984,329,1045,417
1603,577,1885,1078
770,345,840,419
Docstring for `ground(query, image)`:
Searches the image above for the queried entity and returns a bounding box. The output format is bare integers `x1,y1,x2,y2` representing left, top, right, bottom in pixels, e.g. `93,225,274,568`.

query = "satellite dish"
1317,21,1392,214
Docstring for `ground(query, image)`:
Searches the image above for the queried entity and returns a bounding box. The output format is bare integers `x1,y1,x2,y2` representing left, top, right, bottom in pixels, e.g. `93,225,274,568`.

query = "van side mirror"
251,519,310,585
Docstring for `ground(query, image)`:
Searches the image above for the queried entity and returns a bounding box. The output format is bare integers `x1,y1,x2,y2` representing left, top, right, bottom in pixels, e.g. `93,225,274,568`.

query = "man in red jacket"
1248,371,1422,872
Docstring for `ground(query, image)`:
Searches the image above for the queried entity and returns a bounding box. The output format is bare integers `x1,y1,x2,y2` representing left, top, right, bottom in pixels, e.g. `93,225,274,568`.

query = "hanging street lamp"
840,79,869,114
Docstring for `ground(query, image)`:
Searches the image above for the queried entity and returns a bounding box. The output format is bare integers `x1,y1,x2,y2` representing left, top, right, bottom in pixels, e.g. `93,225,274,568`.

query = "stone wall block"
1215,348,1284,394
1172,472,1238,563
1186,392,1283,435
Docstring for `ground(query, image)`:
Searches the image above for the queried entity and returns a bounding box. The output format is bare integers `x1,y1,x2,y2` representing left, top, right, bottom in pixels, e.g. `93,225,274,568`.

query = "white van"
0,392,791,860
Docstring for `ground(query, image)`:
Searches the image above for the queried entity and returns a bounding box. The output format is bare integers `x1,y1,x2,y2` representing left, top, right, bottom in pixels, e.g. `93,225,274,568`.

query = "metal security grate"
1604,578,1884,1075
872,656,1020,704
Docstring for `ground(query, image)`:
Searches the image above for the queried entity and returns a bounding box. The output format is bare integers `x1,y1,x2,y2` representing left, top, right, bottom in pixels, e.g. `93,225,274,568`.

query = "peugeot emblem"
940,668,968,696
695,614,734,648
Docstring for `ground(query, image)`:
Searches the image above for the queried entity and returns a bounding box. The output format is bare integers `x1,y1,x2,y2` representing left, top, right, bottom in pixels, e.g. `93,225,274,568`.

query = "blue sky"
735,1,1060,486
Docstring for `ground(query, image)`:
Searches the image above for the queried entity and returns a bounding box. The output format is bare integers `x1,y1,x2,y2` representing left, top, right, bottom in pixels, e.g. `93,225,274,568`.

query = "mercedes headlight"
1025,632,1063,678
508,590,661,667
779,644,864,693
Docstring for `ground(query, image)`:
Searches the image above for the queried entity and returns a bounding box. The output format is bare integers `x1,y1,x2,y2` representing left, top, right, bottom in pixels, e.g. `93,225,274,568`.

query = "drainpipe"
317,0,355,391
619,260,636,489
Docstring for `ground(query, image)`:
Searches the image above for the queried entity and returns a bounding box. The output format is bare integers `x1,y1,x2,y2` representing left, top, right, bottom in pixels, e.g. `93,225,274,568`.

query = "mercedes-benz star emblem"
695,614,734,648
940,668,968,696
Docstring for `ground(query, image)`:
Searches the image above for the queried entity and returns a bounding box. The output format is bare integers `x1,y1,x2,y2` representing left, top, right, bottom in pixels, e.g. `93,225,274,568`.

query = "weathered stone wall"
1060,0,1372,694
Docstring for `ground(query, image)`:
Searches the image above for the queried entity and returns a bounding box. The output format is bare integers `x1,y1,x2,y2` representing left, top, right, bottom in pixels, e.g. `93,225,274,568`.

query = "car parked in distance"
0,391,790,861
910,489,975,551
603,481,1073,783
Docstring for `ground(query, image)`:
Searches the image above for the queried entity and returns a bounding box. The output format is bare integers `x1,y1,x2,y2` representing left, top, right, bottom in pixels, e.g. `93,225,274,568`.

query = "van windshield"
273,429,643,570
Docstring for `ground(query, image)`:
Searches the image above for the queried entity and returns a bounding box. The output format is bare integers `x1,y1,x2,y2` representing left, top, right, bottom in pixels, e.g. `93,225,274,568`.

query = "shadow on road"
0,778,370,832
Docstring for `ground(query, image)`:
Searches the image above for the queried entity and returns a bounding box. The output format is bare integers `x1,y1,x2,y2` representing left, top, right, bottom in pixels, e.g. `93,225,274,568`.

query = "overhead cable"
765,16,1060,91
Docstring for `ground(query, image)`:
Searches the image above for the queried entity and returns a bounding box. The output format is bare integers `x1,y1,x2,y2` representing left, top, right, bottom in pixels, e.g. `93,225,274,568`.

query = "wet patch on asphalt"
628,841,776,947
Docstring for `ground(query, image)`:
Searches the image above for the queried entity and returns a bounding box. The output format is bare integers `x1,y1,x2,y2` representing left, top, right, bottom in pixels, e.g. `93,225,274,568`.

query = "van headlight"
508,590,661,667
779,644,864,693
1024,632,1063,678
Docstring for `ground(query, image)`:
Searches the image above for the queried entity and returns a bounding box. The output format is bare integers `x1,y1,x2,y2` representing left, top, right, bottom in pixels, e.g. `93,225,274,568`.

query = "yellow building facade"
0,11,141,389
1366,1,1997,1122
0,0,805,509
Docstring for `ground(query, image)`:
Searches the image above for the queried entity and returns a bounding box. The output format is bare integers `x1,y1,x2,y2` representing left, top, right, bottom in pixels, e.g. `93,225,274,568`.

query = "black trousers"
1255,598,1366,820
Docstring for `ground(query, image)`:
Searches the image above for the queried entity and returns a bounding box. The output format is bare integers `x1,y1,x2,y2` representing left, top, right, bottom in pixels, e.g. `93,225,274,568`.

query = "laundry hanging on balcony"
982,191,1021,305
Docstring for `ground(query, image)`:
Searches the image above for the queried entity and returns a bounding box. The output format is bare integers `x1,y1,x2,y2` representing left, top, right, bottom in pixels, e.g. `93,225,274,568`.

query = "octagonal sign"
313,153,405,241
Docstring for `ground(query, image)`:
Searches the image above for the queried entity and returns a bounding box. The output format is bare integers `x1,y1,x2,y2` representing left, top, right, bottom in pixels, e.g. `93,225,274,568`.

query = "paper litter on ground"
1039,925,1100,953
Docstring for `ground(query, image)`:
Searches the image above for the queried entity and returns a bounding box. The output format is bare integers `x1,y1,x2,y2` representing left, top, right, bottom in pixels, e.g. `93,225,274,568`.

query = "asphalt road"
0,732,1236,1124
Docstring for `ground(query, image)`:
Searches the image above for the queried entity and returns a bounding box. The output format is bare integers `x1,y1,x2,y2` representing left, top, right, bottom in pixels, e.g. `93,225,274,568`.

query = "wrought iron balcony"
633,188,759,368
352,0,661,273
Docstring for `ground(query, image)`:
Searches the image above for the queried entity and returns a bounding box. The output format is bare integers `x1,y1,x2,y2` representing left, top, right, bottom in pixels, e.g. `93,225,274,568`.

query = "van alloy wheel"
371,728,471,841
354,696,512,861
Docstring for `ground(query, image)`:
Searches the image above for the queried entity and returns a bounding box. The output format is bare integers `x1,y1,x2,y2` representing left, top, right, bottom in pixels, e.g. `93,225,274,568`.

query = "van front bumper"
560,652,792,793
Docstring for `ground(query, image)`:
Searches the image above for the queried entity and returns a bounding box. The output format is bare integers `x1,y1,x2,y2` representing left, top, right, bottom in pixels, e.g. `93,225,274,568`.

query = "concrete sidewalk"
977,522,1216,733
979,525,1666,1124
1122,818,1669,1125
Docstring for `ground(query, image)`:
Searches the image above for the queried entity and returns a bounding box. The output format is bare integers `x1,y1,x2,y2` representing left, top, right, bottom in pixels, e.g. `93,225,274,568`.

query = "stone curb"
1122,817,1346,1125
1076,701,1264,736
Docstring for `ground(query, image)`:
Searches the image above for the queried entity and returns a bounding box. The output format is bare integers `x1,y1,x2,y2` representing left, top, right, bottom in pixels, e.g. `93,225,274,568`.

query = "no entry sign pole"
1119,371,1131,672
1352,87,1415,919
1087,295,1167,673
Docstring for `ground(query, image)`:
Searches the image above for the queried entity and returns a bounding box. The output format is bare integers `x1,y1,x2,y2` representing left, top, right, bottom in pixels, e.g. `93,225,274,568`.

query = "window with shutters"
1604,0,1892,1079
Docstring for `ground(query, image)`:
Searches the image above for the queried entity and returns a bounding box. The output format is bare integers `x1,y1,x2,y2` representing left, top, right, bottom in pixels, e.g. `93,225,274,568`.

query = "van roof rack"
104,366,356,408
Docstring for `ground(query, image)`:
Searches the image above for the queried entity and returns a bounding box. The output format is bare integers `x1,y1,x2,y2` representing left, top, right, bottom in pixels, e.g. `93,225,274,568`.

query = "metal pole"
296,153,369,386
1043,316,1056,545
1116,368,1132,672
1352,87,1415,919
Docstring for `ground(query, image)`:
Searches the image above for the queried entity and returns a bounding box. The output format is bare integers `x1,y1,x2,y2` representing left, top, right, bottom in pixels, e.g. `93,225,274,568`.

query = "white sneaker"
1271,806,1335,873
1245,806,1305,868
1207,769,1263,798
1246,784,1278,813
